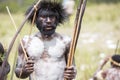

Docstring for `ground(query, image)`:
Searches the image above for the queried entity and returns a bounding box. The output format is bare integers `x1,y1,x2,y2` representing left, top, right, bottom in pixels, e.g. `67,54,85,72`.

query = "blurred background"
0,0,120,80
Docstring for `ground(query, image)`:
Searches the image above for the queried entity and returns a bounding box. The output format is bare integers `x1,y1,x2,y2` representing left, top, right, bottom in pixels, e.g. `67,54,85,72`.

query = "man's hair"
111,54,120,67
25,0,68,25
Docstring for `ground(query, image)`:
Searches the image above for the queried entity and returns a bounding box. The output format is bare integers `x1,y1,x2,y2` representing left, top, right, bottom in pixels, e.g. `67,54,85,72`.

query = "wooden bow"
65,0,87,79
67,0,87,68
65,0,87,80
0,0,41,79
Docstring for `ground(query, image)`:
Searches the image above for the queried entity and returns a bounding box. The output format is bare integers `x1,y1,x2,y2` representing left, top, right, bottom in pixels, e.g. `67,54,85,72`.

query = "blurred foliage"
0,0,120,13
75,0,120,7
76,0,120,4
87,0,120,3
0,0,35,13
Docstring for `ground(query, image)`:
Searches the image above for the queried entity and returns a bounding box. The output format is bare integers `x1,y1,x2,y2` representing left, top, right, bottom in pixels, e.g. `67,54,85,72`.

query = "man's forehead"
38,10,57,17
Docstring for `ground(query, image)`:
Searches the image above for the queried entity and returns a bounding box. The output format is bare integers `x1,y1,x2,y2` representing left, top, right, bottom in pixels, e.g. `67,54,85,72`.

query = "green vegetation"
0,0,35,13
0,1,120,80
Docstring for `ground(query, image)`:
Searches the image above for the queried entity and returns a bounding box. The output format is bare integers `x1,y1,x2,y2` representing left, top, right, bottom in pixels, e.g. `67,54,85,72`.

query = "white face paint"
23,33,71,80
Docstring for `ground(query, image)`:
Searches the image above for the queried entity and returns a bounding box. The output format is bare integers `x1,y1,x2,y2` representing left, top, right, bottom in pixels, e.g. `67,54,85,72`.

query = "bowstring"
6,6,29,80
18,6,37,80
114,40,119,54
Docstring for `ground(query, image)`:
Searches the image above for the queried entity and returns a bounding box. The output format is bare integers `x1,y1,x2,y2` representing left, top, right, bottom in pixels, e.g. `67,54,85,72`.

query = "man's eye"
39,15,46,18
39,16,46,20
49,16,55,18
41,16,46,18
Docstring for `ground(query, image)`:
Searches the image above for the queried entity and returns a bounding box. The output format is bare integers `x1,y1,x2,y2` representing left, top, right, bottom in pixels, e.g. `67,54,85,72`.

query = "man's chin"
41,30,55,37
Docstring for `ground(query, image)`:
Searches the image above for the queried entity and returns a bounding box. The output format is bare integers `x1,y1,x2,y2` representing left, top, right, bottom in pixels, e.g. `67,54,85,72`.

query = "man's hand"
64,66,76,80
22,57,34,75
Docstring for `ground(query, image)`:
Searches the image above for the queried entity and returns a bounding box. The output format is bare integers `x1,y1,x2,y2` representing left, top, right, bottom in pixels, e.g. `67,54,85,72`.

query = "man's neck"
41,33,56,40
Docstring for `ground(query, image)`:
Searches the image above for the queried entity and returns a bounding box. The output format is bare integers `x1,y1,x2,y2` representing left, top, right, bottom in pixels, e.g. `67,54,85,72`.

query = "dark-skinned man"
15,1,76,80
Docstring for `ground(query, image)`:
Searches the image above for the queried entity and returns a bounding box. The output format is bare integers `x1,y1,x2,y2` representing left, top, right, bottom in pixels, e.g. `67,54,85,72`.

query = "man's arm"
15,43,34,79
64,42,77,80
91,56,110,80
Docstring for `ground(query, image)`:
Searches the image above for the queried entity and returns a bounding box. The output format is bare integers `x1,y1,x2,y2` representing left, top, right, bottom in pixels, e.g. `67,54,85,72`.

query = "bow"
0,0,41,79
6,6,29,80
67,0,87,68
65,0,87,79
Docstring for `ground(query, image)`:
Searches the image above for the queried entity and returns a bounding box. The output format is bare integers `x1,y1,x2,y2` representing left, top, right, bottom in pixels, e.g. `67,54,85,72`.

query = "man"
0,42,10,80
92,54,120,80
15,1,76,80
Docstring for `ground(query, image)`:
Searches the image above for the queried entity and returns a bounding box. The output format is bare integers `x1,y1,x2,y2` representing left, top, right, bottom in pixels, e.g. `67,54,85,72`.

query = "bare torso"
22,32,71,80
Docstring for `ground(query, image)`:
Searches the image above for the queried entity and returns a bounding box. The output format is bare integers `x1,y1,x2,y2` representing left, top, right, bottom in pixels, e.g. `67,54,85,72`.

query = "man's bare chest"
23,36,66,59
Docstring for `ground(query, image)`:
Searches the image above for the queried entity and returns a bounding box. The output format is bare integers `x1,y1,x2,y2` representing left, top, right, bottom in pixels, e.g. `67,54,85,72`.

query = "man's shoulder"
34,32,41,37
56,33,71,45
56,33,71,40
22,32,40,40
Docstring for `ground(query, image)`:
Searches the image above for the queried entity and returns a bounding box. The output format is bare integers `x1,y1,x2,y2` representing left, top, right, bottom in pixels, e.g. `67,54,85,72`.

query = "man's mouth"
40,26,56,36
44,26,55,31
45,27,52,30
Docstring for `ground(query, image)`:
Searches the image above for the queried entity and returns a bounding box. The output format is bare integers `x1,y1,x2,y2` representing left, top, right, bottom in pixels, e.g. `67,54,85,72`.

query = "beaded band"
109,57,120,66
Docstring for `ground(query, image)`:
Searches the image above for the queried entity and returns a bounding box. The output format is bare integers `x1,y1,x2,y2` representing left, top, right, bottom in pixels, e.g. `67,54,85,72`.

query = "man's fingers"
26,67,34,71
25,63,34,68
65,66,74,70
64,73,75,79
26,68,34,73
26,60,34,64
23,66,34,73
64,66,76,79
64,73,75,77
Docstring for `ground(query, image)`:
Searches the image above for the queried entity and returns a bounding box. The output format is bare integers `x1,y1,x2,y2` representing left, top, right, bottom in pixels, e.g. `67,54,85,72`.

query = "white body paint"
23,32,71,80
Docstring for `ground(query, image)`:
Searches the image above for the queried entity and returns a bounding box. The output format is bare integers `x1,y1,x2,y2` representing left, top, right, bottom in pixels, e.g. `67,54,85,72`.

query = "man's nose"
46,17,52,24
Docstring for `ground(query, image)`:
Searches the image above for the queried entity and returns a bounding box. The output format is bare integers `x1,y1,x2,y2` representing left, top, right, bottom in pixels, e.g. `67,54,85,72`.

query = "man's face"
36,10,57,36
